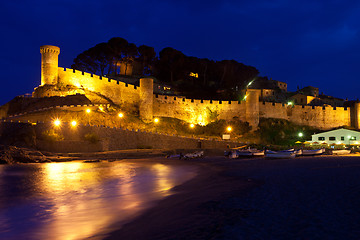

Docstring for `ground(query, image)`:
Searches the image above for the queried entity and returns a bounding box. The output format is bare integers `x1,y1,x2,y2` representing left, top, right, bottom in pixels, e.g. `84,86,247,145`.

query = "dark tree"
138,45,156,75
107,37,128,75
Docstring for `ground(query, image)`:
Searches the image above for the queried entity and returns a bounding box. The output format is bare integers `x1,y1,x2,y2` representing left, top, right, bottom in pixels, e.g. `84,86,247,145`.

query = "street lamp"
71,120,77,127
118,113,124,118
154,118,159,123
227,126,232,132
53,119,61,127
298,132,303,137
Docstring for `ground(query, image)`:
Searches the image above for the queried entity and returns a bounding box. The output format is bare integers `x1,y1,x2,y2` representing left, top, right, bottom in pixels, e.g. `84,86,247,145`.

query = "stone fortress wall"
34,45,359,130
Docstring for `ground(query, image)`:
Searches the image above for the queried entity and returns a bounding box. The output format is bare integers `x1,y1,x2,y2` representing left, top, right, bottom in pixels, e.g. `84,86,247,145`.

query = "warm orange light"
154,118,159,123
118,113,124,118
71,121,77,127
99,106,104,111
227,126,232,132
54,119,61,127
190,123,195,128
86,108,91,113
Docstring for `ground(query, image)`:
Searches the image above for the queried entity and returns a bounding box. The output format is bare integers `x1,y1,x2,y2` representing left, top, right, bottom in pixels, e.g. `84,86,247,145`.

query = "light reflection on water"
0,160,197,240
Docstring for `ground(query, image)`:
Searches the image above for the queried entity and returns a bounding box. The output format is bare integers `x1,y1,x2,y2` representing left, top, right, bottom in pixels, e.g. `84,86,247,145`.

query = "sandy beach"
104,155,360,240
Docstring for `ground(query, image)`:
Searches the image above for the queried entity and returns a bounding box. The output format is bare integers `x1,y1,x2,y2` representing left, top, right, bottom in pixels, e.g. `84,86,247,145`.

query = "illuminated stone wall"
57,68,140,107
35,45,356,130
259,102,350,129
153,95,246,125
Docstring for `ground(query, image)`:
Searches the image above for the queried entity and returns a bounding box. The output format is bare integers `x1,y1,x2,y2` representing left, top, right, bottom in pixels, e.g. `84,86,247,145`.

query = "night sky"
1,0,359,105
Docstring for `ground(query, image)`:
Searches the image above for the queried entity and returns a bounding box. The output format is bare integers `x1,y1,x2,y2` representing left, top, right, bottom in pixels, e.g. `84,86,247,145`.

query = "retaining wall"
0,121,240,153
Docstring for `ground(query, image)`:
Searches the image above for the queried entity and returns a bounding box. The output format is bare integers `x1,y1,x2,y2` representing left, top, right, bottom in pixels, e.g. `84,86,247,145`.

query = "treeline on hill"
71,37,259,100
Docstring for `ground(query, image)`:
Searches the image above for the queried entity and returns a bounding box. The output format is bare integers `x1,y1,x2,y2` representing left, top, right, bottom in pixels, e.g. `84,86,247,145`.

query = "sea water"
0,160,197,240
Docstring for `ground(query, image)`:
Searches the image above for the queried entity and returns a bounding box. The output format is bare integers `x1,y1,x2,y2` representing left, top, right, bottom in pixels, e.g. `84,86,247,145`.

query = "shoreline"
103,157,262,240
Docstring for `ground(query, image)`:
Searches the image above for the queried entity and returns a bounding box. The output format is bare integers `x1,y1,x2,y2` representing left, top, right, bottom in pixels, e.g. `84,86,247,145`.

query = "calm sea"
0,160,197,240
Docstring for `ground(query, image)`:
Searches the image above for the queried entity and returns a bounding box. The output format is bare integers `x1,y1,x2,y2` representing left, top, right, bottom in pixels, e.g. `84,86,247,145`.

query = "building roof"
312,128,360,137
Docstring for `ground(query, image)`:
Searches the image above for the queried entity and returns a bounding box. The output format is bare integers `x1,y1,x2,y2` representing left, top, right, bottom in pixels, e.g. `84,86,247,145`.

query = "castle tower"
139,78,154,122
352,102,360,129
40,45,60,85
245,89,260,130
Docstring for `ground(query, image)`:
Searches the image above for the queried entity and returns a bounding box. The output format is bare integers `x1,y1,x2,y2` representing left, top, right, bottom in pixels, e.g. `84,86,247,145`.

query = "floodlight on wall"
71,121,77,127
54,119,61,127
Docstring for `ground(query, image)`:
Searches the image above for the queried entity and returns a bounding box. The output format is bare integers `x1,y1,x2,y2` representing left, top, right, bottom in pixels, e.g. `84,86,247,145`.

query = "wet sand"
104,155,360,240
104,156,261,240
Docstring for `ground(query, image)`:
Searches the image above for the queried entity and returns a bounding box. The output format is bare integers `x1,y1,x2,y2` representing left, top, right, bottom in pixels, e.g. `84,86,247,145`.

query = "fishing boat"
265,150,296,159
301,148,325,156
226,148,265,158
184,151,204,158
331,149,351,155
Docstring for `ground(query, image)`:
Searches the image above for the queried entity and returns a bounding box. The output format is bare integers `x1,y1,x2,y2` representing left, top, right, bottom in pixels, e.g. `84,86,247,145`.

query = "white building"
311,128,360,145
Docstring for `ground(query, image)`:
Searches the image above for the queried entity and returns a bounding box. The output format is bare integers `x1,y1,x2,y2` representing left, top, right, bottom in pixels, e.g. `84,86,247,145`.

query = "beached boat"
301,148,325,156
227,148,265,158
184,151,204,158
237,149,265,157
265,150,296,159
331,149,351,155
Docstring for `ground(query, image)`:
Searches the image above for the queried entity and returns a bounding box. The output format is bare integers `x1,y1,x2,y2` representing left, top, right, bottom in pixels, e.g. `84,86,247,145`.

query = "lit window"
318,137,325,141
189,72,199,78
329,137,336,141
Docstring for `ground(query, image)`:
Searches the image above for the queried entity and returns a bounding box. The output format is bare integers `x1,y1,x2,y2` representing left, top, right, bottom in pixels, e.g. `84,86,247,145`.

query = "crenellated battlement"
40,45,60,54
35,44,358,130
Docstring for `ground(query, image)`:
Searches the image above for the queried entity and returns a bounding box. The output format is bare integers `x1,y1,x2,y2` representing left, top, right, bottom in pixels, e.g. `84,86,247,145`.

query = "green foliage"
256,118,319,146
84,132,100,144
42,129,64,142
206,107,219,122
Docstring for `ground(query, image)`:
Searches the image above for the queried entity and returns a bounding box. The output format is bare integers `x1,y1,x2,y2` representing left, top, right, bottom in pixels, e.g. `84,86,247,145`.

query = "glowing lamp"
288,101,293,106
86,108,91,113
227,126,232,132
298,132,303,137
71,121,77,127
54,119,61,127
118,113,124,118
154,118,159,123
190,123,195,128
99,106,104,111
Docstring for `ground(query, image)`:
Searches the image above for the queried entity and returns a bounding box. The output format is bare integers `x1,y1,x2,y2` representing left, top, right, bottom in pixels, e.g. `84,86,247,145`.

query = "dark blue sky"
1,0,359,104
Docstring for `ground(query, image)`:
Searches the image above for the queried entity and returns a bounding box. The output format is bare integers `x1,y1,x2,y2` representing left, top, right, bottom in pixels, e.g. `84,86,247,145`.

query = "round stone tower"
139,78,154,122
40,45,60,85
352,102,360,129
245,89,260,130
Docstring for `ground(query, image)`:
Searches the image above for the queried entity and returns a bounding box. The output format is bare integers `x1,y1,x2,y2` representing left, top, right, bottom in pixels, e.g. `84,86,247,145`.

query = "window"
329,137,336,141
341,136,344,140
351,136,357,140
318,137,325,141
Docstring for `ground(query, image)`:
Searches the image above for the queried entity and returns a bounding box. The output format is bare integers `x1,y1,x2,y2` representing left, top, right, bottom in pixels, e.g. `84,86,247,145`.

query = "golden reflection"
151,163,174,192
28,162,195,240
